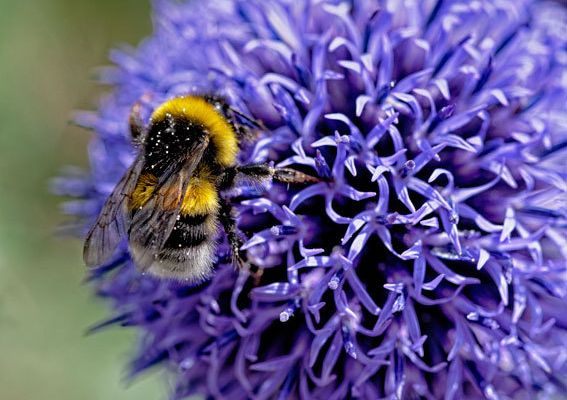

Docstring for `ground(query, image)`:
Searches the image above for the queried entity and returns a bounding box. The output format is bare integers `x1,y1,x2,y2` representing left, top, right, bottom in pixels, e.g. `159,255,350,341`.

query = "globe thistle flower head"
57,0,567,398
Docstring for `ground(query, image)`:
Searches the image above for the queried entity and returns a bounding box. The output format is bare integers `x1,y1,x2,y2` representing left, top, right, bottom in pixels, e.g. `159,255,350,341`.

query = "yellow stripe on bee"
151,96,239,167
129,173,219,216
180,177,219,215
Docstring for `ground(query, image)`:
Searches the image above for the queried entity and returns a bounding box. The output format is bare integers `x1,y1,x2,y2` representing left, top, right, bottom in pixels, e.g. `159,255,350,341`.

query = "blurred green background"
0,1,166,399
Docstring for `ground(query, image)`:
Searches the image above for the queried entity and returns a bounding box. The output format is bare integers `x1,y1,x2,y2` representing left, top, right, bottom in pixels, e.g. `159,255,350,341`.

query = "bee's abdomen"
136,212,219,281
164,213,217,249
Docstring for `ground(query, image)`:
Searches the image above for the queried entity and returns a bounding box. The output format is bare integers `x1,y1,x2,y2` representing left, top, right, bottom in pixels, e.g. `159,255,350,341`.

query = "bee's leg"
218,197,263,283
235,163,320,184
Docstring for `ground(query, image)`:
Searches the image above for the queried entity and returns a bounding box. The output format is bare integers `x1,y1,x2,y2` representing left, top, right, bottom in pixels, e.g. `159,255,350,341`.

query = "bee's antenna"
229,106,267,131
129,93,153,146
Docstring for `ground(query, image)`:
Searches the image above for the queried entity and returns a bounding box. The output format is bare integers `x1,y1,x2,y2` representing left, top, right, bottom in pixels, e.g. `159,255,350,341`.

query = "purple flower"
57,0,567,398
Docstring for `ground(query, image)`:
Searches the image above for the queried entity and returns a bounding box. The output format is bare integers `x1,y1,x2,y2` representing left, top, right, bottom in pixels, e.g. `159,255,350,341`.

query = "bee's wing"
83,154,144,267
128,136,209,272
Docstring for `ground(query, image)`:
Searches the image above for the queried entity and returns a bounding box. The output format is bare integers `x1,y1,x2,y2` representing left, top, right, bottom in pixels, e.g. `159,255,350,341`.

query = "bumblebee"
83,95,317,281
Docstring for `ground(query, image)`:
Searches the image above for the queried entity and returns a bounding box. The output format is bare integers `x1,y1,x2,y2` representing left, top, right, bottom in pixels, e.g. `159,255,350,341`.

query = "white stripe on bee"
130,241,216,282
